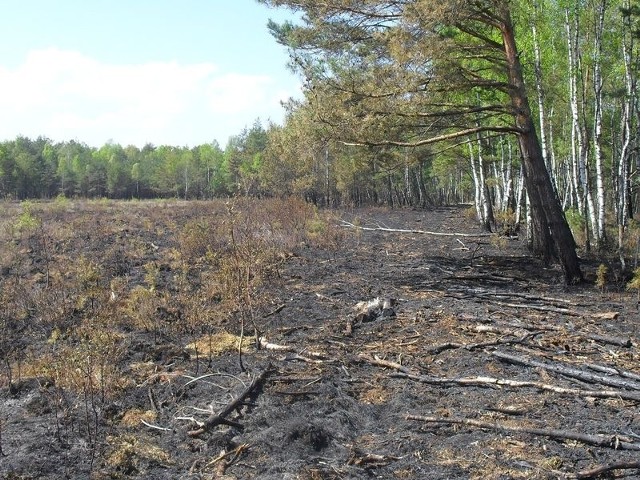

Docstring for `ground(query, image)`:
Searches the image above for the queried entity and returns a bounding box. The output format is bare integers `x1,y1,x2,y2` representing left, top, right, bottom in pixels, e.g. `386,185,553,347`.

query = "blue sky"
0,1,300,148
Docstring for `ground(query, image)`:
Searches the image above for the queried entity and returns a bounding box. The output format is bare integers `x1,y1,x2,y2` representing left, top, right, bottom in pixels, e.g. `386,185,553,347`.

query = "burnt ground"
2,202,640,479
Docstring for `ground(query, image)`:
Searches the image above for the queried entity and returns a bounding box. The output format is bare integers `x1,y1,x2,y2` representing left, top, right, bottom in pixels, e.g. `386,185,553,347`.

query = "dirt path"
2,204,639,479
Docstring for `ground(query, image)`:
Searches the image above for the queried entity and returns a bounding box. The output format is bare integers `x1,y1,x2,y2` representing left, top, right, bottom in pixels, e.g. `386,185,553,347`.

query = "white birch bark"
617,6,635,269
592,0,607,246
565,7,584,215
469,141,484,224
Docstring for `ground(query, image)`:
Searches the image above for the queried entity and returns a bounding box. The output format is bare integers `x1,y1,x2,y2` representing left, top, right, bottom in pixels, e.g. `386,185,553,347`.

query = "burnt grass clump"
1,198,640,479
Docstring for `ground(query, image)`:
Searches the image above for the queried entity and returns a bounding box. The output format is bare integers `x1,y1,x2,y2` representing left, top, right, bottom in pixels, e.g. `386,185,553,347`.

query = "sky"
0,1,301,148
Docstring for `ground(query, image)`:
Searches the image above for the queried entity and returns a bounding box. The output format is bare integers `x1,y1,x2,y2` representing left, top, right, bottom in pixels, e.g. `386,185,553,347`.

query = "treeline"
0,122,264,201
0,122,445,206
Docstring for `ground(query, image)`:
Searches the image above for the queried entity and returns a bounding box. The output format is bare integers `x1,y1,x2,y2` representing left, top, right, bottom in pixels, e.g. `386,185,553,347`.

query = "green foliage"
596,264,608,291
14,200,41,233
564,208,585,244
627,267,640,300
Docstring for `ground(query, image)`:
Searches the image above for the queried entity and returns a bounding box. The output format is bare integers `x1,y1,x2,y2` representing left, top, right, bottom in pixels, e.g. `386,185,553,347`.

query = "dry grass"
185,331,254,357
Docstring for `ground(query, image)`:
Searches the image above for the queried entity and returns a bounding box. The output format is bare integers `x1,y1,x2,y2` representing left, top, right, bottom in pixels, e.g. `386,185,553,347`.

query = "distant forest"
0,120,444,207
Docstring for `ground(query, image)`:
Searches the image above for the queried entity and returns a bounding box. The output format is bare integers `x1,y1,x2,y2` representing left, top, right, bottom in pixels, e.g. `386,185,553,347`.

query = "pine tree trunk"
500,7,583,283
532,1,553,185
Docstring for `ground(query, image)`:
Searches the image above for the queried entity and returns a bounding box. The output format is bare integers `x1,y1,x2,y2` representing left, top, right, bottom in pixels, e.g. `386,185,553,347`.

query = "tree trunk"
593,0,607,247
617,1,636,270
500,7,583,284
532,1,553,185
565,8,584,215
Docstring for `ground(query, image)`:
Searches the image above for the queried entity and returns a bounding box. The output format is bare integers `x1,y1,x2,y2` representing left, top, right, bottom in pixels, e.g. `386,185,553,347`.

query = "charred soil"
1,199,639,480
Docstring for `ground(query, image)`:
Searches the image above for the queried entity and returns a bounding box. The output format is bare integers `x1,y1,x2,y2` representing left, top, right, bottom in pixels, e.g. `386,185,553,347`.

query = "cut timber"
407,415,640,450
187,365,272,437
340,221,493,238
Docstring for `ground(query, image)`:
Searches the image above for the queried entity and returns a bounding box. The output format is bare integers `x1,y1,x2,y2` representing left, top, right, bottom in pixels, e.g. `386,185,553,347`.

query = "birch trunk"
592,0,607,247
617,25,635,269
565,8,584,215
469,141,485,226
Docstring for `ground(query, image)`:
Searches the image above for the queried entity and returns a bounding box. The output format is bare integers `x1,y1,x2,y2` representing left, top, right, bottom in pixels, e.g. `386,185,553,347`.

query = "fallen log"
406,415,640,451
187,365,272,437
491,351,640,391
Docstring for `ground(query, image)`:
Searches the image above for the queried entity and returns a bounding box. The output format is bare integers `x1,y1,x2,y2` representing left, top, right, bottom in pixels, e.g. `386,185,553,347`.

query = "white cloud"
0,47,299,146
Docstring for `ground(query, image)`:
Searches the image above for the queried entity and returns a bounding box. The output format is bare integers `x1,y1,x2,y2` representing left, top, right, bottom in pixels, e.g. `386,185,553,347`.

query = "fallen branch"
258,337,294,351
480,298,582,316
359,354,640,401
347,448,402,468
436,332,540,354
585,333,632,348
141,419,172,432
358,355,413,374
340,221,492,238
492,351,640,391
187,365,272,437
406,415,640,450
576,461,640,479
281,352,329,364
205,443,251,476
263,304,286,318
391,372,640,402
585,363,640,382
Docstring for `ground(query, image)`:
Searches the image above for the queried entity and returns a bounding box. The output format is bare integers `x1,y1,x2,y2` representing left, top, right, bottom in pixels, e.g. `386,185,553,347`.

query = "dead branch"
585,334,632,348
258,337,295,351
425,331,539,354
391,372,640,402
482,299,582,316
492,351,640,391
576,461,640,479
281,353,329,364
205,443,251,476
359,354,640,401
187,365,272,437
141,420,172,432
357,354,413,374
347,448,402,468
406,415,640,451
451,287,580,306
263,304,286,318
340,221,492,238
585,363,640,382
